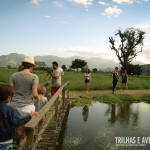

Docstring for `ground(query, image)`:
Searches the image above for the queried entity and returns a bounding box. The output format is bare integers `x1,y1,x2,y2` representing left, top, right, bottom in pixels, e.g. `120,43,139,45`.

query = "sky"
0,0,150,64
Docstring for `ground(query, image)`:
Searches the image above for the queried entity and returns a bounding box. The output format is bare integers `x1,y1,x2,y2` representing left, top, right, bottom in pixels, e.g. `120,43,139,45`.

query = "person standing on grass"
84,69,91,94
120,70,128,91
112,67,119,94
0,84,37,150
9,56,39,145
50,61,62,96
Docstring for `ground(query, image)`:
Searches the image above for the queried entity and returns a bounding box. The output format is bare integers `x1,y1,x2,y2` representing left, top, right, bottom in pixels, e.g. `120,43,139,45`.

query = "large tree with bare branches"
109,28,145,70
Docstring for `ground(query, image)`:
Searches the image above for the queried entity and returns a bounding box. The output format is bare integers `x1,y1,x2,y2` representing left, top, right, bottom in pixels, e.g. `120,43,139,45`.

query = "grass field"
0,68,150,91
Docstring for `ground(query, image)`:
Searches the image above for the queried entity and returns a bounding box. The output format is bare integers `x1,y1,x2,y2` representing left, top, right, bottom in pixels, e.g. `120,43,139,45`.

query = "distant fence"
24,81,69,150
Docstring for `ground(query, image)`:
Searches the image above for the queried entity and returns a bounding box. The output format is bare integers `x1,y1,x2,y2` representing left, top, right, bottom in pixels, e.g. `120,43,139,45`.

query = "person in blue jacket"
0,84,37,150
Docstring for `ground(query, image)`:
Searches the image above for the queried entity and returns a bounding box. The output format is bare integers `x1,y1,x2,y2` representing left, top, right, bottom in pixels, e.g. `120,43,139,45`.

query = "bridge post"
62,87,66,111
54,97,59,129
25,127,35,150
62,87,65,100
67,82,69,99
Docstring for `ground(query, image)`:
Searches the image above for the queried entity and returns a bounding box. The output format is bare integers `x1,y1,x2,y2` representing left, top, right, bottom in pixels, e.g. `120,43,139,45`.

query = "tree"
70,59,87,73
92,68,98,73
127,64,142,76
35,61,46,68
35,61,46,70
7,65,12,69
109,28,145,70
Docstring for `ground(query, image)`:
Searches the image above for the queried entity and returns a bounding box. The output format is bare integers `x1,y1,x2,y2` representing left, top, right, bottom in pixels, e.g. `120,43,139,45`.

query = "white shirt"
58,67,64,76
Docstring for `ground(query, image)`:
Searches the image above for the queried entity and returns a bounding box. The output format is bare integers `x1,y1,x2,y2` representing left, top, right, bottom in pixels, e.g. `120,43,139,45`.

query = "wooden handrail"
24,81,69,128
24,81,69,149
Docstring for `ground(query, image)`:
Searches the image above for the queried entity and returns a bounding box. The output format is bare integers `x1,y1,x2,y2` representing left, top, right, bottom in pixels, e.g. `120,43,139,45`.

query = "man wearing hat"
9,56,39,145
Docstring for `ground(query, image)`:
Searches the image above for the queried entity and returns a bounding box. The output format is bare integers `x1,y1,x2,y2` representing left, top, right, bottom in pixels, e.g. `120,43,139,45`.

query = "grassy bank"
92,93,150,103
1,68,150,104
0,68,150,91
74,93,150,105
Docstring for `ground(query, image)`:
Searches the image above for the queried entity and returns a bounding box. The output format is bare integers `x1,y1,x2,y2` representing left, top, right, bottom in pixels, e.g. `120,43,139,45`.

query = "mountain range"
0,53,118,71
0,53,149,73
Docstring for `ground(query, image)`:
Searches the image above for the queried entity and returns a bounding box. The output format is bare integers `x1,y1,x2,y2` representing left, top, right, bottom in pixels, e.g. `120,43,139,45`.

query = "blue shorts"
122,79,127,83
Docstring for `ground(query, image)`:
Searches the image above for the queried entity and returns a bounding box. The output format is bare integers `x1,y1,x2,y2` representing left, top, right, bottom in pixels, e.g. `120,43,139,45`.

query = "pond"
56,102,150,150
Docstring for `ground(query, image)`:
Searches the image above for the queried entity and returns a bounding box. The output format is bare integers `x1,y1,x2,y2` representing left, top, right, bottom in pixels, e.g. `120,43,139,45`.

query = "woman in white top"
84,69,91,94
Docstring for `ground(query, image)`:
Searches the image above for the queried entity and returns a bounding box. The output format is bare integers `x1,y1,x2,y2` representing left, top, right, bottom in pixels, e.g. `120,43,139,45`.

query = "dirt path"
69,89,150,99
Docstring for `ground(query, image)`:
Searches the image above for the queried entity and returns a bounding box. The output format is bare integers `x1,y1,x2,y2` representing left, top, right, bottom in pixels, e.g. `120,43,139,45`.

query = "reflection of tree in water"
82,105,89,123
105,103,139,126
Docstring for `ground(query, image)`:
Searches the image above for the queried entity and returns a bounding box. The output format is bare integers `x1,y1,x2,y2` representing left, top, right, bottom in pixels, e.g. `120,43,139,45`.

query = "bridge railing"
24,81,69,150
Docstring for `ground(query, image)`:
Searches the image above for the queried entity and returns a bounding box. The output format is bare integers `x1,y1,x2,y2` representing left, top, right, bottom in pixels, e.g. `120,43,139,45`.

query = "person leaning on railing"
0,84,37,150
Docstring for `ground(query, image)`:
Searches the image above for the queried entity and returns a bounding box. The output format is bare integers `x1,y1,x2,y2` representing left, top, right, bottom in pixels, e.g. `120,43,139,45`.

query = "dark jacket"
0,103,31,142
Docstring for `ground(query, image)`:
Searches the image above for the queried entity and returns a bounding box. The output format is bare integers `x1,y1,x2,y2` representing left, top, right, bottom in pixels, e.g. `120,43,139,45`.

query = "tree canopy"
109,28,145,70
92,68,98,73
70,59,87,73
127,64,142,76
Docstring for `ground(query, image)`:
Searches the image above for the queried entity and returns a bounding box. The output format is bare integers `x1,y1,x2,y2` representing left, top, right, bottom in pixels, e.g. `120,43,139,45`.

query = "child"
0,84,37,150
34,85,48,133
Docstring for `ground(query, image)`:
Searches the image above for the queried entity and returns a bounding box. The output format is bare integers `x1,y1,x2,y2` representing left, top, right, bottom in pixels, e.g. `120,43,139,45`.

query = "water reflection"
105,103,139,127
82,105,89,123
57,102,150,150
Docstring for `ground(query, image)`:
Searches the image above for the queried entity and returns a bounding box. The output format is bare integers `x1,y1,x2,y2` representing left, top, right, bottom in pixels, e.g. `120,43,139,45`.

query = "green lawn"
0,68,150,91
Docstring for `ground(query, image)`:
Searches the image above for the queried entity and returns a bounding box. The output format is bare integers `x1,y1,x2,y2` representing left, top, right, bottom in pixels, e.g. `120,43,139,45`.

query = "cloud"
135,0,149,4
131,43,150,64
143,43,150,59
32,46,150,64
53,1,64,8
102,6,122,17
44,15,51,18
98,1,110,6
112,0,134,4
132,23,150,29
58,46,117,59
68,0,93,7
31,0,42,6
57,20,69,25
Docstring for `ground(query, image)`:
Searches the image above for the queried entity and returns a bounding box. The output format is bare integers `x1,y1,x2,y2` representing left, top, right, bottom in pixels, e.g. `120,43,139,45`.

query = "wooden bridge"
23,81,70,150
